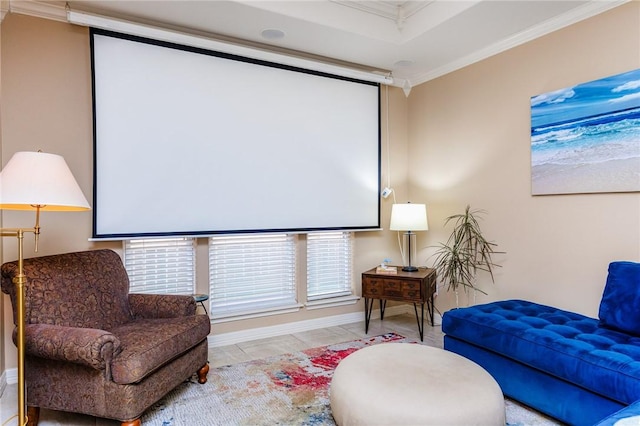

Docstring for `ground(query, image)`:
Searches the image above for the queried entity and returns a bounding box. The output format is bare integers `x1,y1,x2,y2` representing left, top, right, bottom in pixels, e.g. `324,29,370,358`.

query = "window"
307,232,354,301
209,234,297,320
123,238,196,294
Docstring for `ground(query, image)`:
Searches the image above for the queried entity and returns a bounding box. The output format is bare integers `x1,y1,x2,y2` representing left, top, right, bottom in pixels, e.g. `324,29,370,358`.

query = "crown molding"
7,0,66,22
411,0,630,86
331,0,430,29
332,1,430,21
1,0,8,22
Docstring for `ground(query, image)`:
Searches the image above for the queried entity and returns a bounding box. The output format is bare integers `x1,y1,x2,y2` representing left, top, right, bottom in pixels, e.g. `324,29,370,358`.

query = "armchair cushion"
599,261,640,335
110,314,210,384
24,323,121,371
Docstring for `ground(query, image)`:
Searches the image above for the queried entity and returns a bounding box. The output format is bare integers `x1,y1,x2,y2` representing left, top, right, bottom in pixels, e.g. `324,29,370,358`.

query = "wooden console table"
361,266,436,341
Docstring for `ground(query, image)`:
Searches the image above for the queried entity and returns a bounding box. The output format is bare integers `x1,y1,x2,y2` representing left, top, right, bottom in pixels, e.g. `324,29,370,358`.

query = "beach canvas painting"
531,69,640,195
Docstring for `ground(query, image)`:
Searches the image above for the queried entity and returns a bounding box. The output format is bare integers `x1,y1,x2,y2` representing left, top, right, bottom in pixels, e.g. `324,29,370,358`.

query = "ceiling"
8,1,629,88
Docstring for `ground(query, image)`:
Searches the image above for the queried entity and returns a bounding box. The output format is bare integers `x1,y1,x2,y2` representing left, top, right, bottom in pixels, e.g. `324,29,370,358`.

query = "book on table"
376,266,398,275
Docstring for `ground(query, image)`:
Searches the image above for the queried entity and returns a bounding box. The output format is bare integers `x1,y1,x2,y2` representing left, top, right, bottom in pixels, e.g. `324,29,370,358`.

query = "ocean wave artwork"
531,68,640,195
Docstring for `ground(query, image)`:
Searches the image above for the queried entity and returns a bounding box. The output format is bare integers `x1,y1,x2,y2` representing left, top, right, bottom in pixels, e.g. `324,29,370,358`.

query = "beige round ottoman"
330,343,505,425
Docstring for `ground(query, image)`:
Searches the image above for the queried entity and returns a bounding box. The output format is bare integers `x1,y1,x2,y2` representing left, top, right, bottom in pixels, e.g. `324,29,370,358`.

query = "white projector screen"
91,29,381,239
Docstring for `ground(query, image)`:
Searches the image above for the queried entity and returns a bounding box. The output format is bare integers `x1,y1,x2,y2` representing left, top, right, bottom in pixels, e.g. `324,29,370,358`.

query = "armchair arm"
23,323,121,371
129,293,196,319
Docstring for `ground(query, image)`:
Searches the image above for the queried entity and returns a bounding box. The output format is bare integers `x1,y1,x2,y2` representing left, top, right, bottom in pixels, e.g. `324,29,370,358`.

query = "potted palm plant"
431,205,503,306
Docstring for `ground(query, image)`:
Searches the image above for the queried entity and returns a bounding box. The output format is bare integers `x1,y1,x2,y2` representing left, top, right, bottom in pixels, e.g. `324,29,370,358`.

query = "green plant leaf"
429,205,504,297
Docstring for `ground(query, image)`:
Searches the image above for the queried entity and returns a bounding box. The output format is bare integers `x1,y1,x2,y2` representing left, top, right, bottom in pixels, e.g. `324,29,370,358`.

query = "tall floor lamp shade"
389,203,428,272
0,151,90,426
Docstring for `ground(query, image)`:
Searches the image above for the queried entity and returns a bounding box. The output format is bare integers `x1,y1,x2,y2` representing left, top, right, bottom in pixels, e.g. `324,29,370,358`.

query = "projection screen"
91,29,381,239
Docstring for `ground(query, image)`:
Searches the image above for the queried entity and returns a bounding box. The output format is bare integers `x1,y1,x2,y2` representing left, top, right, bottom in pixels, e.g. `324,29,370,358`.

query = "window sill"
211,303,303,323
305,295,360,310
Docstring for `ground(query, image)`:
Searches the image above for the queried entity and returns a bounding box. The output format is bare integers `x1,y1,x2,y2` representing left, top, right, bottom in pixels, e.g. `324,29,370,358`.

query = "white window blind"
209,234,297,319
123,238,196,294
307,232,353,301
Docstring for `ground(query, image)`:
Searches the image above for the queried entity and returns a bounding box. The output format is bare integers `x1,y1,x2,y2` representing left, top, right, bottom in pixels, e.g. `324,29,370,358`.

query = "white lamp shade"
0,151,90,211
389,203,428,231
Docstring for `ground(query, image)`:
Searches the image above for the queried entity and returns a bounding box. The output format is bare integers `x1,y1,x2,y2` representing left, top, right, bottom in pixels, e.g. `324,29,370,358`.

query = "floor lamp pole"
16,230,27,426
2,228,32,426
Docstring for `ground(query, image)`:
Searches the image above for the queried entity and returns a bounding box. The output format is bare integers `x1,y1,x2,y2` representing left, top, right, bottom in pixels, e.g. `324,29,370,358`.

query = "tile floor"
209,312,443,368
0,313,439,425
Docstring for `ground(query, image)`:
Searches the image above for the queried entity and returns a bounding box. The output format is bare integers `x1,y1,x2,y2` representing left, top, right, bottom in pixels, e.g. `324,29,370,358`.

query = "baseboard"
0,370,6,397
3,365,17,386
207,305,413,347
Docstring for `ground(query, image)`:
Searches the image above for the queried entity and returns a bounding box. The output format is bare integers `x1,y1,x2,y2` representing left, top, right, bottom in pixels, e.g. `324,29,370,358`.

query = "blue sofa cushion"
594,400,640,426
442,300,640,405
599,261,640,335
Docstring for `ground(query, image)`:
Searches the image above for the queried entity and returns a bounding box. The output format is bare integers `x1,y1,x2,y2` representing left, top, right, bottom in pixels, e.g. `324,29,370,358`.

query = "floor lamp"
0,151,90,426
389,203,429,272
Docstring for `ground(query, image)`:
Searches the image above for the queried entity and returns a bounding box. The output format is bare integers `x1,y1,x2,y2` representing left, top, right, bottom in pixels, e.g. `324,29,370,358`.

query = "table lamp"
0,151,90,426
389,202,428,272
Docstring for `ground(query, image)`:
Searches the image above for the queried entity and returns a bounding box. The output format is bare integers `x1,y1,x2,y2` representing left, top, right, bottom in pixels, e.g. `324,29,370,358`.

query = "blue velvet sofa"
442,261,640,425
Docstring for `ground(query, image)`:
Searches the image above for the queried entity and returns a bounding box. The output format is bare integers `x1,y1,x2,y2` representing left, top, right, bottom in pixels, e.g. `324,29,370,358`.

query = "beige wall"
0,13,108,376
2,2,640,375
0,13,404,372
409,2,640,315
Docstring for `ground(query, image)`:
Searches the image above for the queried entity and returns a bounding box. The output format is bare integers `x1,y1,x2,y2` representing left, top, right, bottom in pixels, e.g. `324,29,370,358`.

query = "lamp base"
401,266,419,272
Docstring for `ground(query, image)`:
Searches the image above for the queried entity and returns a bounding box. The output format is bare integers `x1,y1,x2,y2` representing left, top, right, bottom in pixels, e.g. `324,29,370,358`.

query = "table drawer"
384,280,422,301
400,280,422,301
363,277,423,301
362,277,384,297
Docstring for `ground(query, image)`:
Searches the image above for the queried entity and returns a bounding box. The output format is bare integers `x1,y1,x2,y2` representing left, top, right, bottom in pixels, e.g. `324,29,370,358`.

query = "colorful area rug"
141,333,560,425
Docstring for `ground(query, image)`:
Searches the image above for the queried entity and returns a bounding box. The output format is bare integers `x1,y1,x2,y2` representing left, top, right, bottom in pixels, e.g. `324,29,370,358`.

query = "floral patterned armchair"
1,249,210,426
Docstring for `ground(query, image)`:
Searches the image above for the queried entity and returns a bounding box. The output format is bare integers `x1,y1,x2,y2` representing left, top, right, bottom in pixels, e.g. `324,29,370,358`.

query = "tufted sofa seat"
443,261,640,425
443,299,640,405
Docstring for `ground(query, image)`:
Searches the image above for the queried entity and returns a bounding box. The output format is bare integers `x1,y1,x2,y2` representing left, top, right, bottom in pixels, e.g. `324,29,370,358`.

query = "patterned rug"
141,333,560,425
